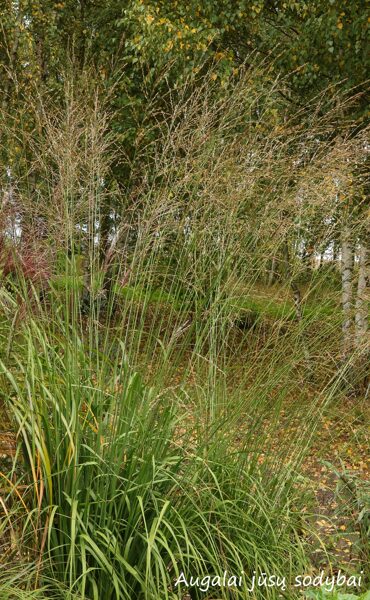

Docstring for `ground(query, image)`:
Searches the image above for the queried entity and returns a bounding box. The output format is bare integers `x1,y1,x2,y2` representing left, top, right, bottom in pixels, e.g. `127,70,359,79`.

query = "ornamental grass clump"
0,66,367,599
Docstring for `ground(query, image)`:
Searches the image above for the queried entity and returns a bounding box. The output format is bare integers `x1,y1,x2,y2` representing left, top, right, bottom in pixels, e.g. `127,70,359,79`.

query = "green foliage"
0,306,307,599
1,0,367,189
306,589,370,600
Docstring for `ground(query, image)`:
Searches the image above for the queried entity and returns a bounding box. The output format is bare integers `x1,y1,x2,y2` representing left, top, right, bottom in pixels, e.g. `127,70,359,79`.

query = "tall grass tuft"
1,315,308,599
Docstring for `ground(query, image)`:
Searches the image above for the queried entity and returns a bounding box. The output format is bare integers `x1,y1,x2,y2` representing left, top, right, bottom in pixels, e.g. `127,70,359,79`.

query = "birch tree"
341,221,354,357
355,241,369,349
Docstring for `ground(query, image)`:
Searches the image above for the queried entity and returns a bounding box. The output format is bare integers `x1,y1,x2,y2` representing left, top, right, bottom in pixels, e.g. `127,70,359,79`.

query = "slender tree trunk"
341,224,354,356
283,238,311,367
333,239,339,263
355,243,369,348
1,4,23,111
283,239,304,322
302,242,314,271
268,255,276,286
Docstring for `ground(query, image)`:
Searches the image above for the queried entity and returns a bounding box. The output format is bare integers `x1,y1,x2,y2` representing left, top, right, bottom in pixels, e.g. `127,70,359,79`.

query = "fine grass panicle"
0,68,368,599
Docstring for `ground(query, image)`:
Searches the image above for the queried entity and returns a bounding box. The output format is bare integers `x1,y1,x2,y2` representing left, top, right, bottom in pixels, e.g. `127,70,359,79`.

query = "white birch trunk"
341,224,354,356
355,243,369,348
